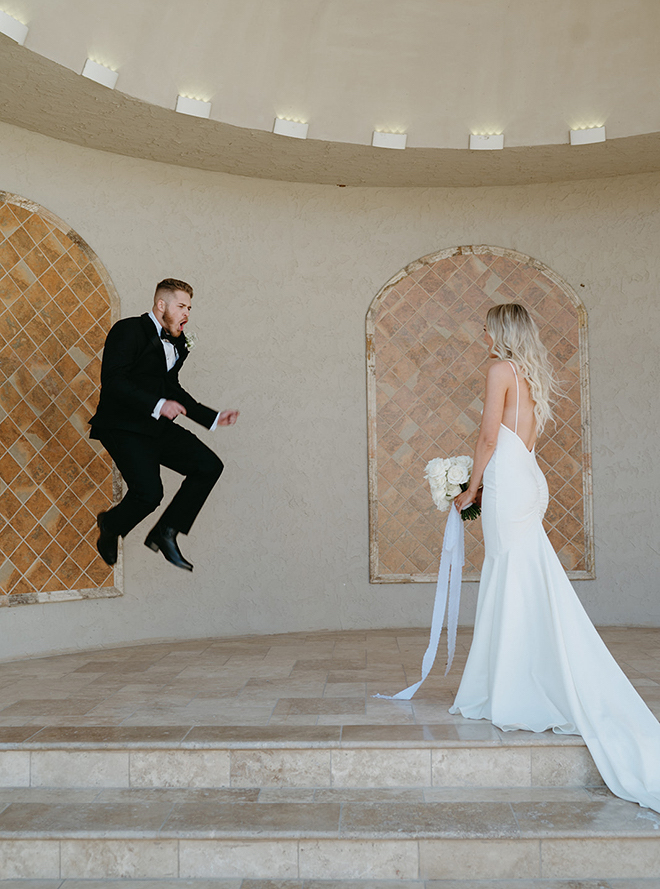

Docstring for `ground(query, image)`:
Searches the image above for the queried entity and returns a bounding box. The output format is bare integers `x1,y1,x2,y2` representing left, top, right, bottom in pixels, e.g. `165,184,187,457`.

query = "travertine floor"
1,626,659,728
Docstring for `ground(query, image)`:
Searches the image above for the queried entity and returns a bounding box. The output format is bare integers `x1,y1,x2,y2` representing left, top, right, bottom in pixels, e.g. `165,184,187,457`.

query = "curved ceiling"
2,0,660,186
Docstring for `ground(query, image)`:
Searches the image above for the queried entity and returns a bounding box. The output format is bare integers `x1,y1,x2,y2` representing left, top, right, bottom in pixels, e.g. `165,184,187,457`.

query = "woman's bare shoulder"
485,360,514,382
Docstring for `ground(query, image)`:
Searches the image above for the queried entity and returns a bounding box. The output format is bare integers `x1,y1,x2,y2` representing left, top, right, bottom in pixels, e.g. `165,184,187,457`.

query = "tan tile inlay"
367,245,592,581
0,193,120,605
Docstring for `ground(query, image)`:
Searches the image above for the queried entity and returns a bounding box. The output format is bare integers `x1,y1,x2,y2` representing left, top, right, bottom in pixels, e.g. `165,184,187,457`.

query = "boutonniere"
184,331,198,351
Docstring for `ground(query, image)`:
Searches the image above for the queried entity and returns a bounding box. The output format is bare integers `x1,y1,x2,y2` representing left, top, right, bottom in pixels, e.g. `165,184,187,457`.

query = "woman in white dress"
451,302,660,813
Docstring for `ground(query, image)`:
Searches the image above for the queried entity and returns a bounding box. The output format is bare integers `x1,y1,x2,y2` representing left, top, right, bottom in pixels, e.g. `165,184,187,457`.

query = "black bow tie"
160,329,180,345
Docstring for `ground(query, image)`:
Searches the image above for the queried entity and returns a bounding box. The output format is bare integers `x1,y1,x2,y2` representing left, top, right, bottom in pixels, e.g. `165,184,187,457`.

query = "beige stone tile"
31,751,129,788
0,799,174,834
292,659,365,672
331,749,431,787
315,787,425,802
329,671,407,683
422,883,601,889
0,881,62,889
424,786,590,803
184,725,340,747
0,700,106,718
231,749,331,787
411,701,461,722
581,784,622,802
27,716,131,727
0,751,30,787
531,746,604,786
236,685,326,704
61,882,240,889
257,788,316,802
0,839,60,878
419,838,540,879
340,724,460,745
273,698,366,717
304,883,420,889
493,727,583,746
298,839,418,879
27,725,190,745
452,722,502,742
129,750,230,788
178,706,275,724
339,801,518,838
317,713,416,726
267,715,320,726
365,700,414,717
111,786,260,806
512,798,658,836
0,726,45,743
60,839,178,878
541,837,660,878
0,788,100,804
179,839,299,878
432,747,531,787
240,881,303,889
323,683,367,698
162,801,340,837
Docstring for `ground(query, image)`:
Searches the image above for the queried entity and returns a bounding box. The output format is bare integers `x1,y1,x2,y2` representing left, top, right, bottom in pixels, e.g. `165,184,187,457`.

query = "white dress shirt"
148,312,219,430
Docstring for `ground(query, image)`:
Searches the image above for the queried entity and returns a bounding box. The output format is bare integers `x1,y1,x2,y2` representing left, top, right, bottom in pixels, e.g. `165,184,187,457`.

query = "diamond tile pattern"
368,248,591,582
0,196,116,603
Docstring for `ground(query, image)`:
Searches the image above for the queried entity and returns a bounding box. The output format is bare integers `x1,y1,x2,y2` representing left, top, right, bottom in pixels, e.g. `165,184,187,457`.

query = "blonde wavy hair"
485,303,558,432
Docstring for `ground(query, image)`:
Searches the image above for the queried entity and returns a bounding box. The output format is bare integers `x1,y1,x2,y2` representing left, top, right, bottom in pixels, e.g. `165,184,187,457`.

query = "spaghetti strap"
507,361,519,435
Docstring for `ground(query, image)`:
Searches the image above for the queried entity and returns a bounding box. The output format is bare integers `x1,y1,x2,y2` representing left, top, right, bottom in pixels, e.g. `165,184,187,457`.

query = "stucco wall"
1,120,658,660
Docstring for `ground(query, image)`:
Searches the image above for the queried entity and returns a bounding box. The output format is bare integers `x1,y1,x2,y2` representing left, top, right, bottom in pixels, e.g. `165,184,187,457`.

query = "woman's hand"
454,487,478,513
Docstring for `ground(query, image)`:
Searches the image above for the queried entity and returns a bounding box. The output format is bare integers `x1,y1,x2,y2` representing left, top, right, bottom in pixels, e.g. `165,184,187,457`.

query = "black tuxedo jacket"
89,313,217,438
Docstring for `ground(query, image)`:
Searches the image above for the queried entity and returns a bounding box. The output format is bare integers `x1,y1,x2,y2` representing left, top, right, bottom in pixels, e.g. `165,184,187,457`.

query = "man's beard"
162,306,181,337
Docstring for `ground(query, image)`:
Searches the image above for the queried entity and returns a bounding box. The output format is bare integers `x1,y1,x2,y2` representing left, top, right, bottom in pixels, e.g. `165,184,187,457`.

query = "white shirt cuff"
152,398,166,419
209,412,220,431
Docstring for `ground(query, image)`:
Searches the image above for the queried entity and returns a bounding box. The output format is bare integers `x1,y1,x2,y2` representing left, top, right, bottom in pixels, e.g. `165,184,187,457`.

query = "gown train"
449,417,660,813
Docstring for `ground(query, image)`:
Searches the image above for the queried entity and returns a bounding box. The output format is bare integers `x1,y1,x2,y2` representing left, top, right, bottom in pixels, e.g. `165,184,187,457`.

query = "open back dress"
450,362,660,812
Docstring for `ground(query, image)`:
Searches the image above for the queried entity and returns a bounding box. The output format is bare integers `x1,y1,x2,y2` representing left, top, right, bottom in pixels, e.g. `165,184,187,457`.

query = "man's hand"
217,410,239,426
160,400,187,420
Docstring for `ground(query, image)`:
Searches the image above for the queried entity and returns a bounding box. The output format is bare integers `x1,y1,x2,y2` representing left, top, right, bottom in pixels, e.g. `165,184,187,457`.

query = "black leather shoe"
144,525,193,571
96,511,118,566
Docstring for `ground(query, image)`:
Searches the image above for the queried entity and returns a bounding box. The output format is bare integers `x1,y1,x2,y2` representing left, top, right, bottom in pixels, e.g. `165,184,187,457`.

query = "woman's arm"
454,361,511,511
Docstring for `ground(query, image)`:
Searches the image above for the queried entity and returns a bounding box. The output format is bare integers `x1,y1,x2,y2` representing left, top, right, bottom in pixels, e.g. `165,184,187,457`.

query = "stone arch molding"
367,244,593,583
0,192,122,606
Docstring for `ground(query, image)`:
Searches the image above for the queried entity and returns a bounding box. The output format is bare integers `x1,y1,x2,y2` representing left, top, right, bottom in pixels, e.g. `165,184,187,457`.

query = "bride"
451,302,660,813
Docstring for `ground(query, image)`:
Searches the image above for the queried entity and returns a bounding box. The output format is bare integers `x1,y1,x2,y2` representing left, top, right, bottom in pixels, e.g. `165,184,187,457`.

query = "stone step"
0,726,602,790
3,882,660,889
0,787,660,880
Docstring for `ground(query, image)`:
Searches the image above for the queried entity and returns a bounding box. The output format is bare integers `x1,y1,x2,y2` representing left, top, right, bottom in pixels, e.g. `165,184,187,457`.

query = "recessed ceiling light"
569,126,606,146
82,59,119,89
175,96,212,119
273,118,309,139
0,9,28,45
469,134,504,151
372,131,407,150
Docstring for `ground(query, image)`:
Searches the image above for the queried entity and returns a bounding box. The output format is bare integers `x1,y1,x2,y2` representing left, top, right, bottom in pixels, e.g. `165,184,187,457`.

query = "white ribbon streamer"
374,506,465,700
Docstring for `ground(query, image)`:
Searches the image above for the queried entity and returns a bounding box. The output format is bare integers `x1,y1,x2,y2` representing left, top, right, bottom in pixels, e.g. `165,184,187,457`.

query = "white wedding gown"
449,370,660,813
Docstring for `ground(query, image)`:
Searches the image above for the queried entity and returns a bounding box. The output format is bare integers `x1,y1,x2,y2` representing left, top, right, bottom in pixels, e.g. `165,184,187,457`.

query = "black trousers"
97,424,224,537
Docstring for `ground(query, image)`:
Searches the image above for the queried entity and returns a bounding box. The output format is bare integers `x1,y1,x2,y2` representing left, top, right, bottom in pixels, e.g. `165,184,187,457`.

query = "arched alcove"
367,245,593,583
0,192,121,606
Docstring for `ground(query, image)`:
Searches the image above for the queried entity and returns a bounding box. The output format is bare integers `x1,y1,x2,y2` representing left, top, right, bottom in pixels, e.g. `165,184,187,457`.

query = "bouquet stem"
458,482,481,521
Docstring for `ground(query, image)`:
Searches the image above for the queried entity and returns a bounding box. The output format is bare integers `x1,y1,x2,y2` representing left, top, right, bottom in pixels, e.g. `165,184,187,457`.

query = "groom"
89,278,239,571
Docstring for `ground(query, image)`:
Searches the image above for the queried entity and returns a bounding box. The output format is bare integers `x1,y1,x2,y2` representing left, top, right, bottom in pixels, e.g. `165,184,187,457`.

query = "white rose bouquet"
425,454,481,521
